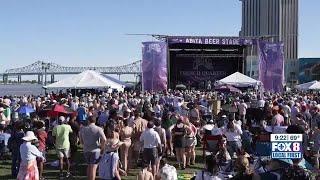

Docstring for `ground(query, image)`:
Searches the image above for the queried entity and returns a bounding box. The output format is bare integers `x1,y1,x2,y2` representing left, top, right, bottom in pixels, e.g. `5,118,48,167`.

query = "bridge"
1,60,142,84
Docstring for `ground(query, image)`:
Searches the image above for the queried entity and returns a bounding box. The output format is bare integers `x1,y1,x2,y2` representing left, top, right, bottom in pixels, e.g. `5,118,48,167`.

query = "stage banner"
142,41,168,91
167,36,253,46
258,41,285,93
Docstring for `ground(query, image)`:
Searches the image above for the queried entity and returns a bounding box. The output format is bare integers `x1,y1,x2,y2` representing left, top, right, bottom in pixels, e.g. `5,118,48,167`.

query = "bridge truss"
3,60,142,75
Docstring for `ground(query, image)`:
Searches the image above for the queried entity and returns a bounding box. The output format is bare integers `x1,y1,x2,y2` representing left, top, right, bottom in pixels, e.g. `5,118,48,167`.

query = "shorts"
143,148,158,165
56,148,70,158
84,151,101,165
185,136,197,147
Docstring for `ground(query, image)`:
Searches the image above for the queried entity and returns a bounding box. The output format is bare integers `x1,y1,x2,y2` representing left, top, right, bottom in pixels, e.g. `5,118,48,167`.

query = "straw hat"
22,131,38,141
3,99,11,107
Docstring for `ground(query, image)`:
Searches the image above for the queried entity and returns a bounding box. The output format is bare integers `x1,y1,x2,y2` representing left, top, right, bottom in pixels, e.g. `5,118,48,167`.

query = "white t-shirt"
159,164,177,180
195,171,224,180
238,103,248,115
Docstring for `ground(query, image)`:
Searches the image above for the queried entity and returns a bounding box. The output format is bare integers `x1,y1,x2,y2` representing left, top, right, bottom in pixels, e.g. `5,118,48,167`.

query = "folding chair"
202,135,221,158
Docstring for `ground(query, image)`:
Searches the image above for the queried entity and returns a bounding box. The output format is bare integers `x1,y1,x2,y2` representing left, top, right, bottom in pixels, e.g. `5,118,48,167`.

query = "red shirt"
35,129,47,151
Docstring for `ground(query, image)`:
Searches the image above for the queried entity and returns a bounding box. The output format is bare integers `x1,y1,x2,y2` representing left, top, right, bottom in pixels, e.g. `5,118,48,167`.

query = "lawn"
0,147,205,180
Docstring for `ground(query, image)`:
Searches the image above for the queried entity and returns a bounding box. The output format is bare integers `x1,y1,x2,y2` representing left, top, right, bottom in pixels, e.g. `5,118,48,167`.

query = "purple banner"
142,42,168,91
258,41,285,93
167,36,253,46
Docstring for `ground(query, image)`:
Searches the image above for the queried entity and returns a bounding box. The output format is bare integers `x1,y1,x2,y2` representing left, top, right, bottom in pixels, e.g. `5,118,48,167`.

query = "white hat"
58,116,66,123
3,99,11,106
22,131,38,141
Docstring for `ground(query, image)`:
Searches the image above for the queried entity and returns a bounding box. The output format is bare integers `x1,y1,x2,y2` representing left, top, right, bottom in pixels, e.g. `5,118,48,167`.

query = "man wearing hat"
52,116,73,178
17,131,45,180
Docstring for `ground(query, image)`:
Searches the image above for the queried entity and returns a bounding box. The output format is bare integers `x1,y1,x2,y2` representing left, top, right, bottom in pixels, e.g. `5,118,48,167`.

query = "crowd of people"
0,89,320,180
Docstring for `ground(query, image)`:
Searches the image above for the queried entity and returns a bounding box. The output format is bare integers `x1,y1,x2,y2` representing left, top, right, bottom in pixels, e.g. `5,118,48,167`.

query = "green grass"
0,147,205,180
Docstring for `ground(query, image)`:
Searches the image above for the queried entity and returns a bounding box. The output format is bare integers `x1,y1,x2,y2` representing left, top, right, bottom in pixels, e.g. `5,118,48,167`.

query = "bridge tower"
3,74,8,84
50,74,55,83
17,75,22,83
38,74,43,84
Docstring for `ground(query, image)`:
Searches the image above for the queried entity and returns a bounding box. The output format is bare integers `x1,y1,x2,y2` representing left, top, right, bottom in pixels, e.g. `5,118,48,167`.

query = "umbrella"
17,106,35,115
39,104,75,117
215,85,241,93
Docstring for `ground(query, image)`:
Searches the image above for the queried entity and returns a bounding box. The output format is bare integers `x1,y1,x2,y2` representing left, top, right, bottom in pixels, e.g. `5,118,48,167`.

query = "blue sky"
0,0,319,75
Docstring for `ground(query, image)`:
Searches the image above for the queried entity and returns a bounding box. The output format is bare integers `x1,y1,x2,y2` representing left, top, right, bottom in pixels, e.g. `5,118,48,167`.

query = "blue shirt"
77,107,87,121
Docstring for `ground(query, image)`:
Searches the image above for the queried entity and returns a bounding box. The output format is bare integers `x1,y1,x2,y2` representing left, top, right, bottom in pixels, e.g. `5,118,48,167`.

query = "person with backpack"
8,121,25,178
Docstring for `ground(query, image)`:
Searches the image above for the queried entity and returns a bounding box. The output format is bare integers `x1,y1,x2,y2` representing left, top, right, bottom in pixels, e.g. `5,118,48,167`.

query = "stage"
167,36,251,89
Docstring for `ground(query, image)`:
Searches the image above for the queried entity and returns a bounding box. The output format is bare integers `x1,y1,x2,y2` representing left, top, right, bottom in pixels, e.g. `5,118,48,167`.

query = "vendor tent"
217,72,261,87
44,70,124,91
215,85,241,93
309,81,320,90
295,80,319,91
102,74,134,88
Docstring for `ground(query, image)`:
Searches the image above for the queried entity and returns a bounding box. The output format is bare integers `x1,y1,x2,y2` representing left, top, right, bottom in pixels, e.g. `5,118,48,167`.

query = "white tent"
308,81,320,90
44,70,124,91
217,72,261,87
295,80,319,91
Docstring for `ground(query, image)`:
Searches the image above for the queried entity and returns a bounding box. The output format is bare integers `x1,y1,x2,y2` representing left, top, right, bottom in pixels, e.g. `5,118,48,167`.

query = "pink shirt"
273,114,284,126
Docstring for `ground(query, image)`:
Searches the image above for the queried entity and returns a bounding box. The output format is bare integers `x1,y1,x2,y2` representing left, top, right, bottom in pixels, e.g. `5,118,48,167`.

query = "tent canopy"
309,81,320,90
44,70,124,91
102,74,134,88
217,72,261,87
295,80,319,91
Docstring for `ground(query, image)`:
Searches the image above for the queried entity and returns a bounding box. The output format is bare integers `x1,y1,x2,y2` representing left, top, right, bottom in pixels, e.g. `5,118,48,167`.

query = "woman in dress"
119,119,133,172
17,131,45,180
172,116,186,169
184,118,197,167
161,113,176,157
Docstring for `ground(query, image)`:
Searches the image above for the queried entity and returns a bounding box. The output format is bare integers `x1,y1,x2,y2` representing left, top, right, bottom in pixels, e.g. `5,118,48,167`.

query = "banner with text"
170,52,242,89
258,41,285,93
142,42,168,91
167,36,253,46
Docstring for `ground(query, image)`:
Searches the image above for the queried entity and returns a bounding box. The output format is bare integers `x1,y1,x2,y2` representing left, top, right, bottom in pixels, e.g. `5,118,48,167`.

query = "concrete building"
240,0,299,86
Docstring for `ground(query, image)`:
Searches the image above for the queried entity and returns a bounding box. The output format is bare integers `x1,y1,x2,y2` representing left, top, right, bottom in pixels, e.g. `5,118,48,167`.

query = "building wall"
298,58,320,83
240,0,298,85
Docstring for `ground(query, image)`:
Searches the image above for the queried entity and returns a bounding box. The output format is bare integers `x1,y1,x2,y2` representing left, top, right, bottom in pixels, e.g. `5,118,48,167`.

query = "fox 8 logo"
272,142,301,152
